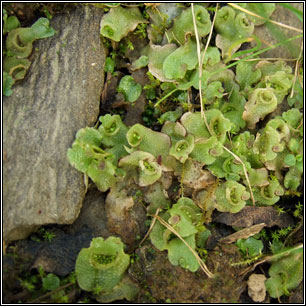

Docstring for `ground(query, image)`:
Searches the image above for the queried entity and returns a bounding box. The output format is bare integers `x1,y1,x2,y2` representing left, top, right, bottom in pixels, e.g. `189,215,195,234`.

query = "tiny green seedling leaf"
42,273,60,291
118,75,142,103
105,57,115,73
237,237,263,258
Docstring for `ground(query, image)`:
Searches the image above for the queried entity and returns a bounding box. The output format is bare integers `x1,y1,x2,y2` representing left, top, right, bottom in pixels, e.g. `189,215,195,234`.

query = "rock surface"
66,187,112,239
32,228,93,276
3,227,93,303
3,5,105,242
252,3,303,59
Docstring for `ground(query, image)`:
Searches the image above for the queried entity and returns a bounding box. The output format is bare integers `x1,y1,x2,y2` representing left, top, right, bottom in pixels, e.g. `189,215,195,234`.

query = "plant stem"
155,88,178,107
239,243,303,277
191,3,218,134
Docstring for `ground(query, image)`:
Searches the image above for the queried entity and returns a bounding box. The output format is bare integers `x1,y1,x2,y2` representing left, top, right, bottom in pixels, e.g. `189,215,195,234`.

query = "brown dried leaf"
105,184,147,248
182,160,215,190
219,223,265,244
214,206,294,228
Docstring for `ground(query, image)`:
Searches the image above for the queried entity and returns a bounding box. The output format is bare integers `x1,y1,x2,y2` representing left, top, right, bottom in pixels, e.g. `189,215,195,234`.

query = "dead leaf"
105,184,147,247
182,160,216,190
219,223,266,244
214,206,294,228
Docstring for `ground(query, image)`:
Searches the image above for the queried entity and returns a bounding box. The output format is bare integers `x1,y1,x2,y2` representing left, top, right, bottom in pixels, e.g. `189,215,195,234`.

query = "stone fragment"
3,5,105,242
247,273,267,302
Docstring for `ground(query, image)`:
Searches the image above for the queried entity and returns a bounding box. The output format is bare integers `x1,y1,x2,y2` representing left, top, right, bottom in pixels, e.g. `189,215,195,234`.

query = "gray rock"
32,228,93,276
3,6,105,242
66,187,112,239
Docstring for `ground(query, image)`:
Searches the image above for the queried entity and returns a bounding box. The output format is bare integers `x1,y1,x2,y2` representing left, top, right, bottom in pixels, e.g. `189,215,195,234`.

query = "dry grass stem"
290,41,303,97
153,214,214,278
139,208,160,246
191,3,255,206
191,3,216,134
228,3,303,33
191,4,205,122
284,220,303,246
222,146,256,206
200,4,219,67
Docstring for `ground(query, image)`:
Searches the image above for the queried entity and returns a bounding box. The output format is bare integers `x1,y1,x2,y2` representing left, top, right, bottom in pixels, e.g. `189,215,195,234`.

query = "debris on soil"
129,243,246,303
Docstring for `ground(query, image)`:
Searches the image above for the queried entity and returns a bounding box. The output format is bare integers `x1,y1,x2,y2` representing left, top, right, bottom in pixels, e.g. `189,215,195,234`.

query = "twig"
284,219,303,246
200,3,219,66
297,67,303,89
228,3,303,33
